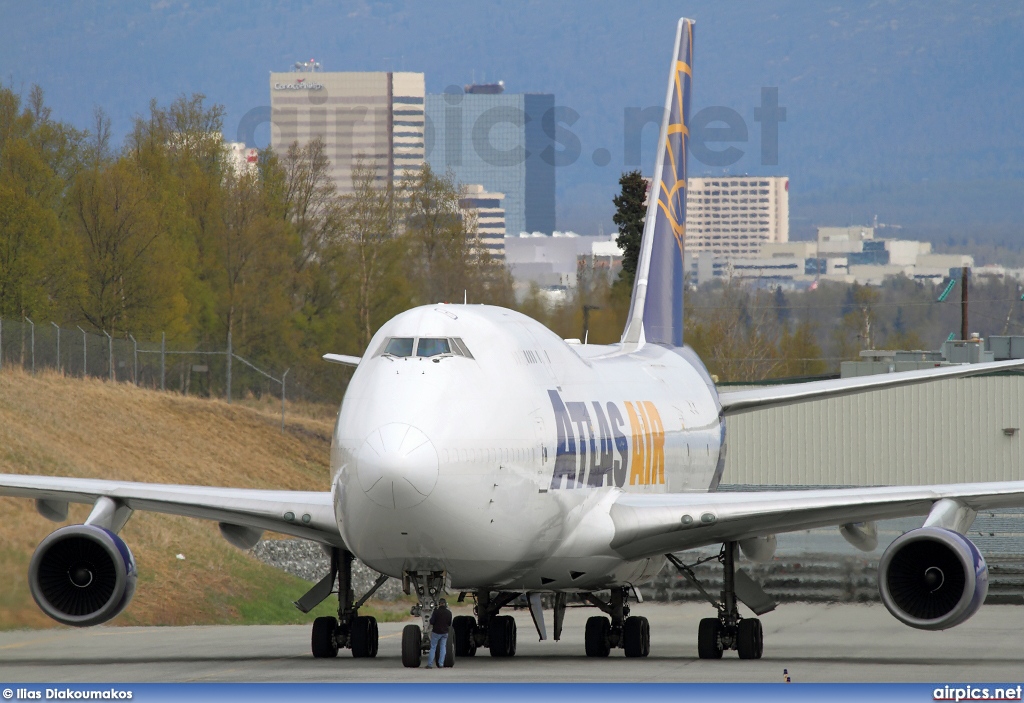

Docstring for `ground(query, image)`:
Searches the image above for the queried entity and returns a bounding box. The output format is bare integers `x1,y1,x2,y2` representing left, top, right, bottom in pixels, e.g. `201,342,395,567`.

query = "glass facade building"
425,92,555,237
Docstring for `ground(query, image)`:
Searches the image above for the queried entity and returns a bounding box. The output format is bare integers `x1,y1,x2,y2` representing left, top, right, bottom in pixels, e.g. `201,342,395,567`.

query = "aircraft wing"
608,481,1024,560
0,473,344,547
718,358,1024,415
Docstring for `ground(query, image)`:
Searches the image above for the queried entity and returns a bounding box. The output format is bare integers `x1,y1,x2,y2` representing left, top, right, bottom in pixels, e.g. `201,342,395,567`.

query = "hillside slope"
0,367,343,630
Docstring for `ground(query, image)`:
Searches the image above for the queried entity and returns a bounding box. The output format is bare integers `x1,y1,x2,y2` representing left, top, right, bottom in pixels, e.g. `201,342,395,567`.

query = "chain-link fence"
0,318,331,427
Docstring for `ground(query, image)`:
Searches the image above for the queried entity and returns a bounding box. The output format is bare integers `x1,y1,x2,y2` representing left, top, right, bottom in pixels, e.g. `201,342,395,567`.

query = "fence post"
281,368,289,432
160,332,166,391
25,318,35,374
77,326,86,377
51,322,60,374
129,334,138,385
226,330,232,404
104,330,112,381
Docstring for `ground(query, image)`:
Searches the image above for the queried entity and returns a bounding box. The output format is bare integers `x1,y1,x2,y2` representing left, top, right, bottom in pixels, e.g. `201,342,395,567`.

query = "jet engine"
877,527,987,631
28,524,138,627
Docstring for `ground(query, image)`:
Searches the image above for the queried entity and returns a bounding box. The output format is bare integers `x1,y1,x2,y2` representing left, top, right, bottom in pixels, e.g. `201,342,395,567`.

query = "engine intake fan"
878,527,987,631
28,524,138,627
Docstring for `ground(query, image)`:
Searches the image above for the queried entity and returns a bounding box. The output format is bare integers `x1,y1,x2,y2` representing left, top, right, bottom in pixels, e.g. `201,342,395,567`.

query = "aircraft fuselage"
332,304,723,591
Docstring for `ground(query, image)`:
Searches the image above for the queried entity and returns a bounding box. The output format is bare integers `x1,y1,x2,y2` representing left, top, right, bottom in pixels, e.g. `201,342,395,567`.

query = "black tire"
402,624,422,668
452,615,477,657
443,634,455,668
351,615,378,658
489,615,517,657
737,618,763,660
311,616,338,658
584,616,611,657
505,615,517,657
623,616,650,658
697,617,724,660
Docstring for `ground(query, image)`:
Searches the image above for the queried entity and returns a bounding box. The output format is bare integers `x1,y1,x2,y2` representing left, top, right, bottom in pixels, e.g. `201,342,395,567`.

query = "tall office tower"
270,70,425,195
425,88,555,237
459,184,506,260
685,176,789,256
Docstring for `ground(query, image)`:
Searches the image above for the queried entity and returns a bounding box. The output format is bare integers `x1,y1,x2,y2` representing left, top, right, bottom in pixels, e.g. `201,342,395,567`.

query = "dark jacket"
430,605,453,635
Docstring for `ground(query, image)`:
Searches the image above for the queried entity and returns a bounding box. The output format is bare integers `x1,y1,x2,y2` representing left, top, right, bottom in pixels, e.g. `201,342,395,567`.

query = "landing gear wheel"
402,624,422,668
351,615,378,658
452,615,477,657
697,617,724,660
442,635,455,668
489,614,517,657
737,618,763,660
584,616,611,657
623,616,650,658
311,616,338,658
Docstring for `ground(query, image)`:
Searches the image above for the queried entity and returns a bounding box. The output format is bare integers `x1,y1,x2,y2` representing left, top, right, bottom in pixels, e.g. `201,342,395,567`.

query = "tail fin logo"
659,41,693,257
622,18,694,348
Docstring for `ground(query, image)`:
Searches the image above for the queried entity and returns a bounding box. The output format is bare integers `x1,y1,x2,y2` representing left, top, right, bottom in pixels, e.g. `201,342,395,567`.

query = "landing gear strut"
667,542,764,660
450,590,521,658
581,587,650,658
401,571,455,668
306,549,384,659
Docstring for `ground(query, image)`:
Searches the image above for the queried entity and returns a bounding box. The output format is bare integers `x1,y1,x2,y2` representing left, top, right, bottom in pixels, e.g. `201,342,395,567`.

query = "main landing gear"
449,590,521,659
298,548,387,659
666,541,769,660
581,587,650,658
401,571,455,668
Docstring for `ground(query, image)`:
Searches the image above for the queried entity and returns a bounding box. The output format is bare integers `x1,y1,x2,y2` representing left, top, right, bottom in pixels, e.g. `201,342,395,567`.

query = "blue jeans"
427,631,447,667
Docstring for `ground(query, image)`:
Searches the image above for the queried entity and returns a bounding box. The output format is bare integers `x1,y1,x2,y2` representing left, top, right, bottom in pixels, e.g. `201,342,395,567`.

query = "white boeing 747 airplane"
3,19,1024,667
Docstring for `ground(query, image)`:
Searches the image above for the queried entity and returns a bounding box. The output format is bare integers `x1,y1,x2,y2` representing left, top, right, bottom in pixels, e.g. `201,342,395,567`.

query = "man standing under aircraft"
426,598,452,669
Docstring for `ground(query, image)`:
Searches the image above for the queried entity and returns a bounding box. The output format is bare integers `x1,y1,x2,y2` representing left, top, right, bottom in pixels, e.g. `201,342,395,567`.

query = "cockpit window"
383,337,415,357
450,337,474,359
416,338,450,357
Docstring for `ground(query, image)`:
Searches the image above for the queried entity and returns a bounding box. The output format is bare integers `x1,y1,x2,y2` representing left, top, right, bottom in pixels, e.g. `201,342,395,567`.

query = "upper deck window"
416,338,450,357
383,337,415,357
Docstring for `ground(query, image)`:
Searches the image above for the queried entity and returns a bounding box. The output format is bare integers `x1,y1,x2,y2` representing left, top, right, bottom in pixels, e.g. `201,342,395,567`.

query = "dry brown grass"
0,366,344,630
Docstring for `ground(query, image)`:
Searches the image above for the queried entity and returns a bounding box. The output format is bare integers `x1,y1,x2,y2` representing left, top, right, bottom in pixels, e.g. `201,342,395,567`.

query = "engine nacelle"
28,524,138,627
878,527,987,631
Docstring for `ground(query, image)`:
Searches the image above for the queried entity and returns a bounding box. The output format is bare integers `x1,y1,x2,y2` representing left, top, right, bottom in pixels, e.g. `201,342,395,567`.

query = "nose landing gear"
401,571,455,668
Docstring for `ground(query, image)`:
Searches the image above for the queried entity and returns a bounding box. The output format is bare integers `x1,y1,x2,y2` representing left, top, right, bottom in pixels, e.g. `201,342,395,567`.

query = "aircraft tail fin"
621,18,694,347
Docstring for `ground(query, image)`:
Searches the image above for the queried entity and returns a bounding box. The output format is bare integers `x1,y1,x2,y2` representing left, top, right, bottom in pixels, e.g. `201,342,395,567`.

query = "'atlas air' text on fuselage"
548,390,666,490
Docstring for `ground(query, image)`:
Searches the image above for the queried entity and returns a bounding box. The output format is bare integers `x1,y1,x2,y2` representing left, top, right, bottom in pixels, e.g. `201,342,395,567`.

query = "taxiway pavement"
1,603,1021,682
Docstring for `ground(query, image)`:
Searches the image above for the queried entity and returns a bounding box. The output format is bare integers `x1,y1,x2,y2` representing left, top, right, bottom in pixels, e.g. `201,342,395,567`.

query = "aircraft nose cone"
356,423,439,509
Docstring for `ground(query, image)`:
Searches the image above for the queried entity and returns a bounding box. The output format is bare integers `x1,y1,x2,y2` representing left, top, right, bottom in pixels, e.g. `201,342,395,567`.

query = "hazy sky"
3,1,1022,238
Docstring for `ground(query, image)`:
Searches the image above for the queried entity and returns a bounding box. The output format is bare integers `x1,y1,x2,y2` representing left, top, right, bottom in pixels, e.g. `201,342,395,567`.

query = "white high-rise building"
270,70,424,195
685,176,789,256
460,184,506,260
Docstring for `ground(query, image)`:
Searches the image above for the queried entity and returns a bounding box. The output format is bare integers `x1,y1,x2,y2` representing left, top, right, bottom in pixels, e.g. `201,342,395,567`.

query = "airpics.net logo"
933,684,1023,701
237,87,785,169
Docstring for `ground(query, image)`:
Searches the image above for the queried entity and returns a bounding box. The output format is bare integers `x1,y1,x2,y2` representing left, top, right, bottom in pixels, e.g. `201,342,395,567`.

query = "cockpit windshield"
384,337,415,357
416,338,450,357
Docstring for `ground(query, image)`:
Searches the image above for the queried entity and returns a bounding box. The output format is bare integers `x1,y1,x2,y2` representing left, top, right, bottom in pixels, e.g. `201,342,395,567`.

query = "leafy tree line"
0,86,511,400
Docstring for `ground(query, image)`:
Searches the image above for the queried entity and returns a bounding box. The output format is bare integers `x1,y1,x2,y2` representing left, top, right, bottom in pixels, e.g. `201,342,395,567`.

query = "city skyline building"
425,90,555,237
269,70,425,195
459,184,506,260
685,176,789,256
